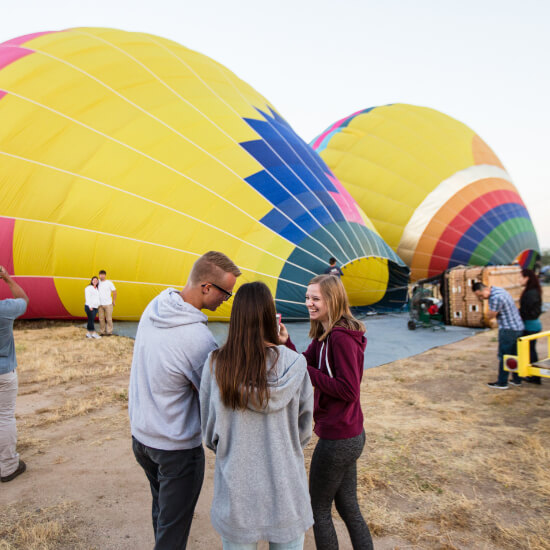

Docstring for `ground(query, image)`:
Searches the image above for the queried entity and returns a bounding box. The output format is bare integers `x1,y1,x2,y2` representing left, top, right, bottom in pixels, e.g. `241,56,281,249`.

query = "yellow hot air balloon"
0,28,408,320
312,104,539,281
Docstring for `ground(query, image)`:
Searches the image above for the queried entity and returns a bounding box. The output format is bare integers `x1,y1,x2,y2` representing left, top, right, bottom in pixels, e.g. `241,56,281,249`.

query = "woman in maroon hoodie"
280,274,373,550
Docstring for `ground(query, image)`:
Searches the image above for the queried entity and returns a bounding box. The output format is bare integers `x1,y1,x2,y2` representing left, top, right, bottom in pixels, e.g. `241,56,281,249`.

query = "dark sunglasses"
201,282,233,300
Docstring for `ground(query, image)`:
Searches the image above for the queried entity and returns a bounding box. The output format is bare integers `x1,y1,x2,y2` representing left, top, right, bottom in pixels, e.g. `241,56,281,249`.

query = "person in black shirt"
520,269,543,384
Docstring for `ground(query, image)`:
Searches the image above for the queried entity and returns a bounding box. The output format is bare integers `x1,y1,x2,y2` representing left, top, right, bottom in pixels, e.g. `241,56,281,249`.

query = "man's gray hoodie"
129,288,217,450
200,345,314,543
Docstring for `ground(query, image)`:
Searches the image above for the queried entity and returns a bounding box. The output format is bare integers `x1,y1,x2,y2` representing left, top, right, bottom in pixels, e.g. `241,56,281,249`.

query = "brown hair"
308,274,365,341
189,251,241,285
212,282,279,410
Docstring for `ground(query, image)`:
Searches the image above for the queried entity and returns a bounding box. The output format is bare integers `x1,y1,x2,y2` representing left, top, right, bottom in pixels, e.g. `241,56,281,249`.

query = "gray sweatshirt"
129,288,217,450
200,345,314,543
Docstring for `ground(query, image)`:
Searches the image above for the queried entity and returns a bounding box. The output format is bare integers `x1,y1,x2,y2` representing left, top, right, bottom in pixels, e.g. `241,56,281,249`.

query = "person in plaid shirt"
473,282,524,389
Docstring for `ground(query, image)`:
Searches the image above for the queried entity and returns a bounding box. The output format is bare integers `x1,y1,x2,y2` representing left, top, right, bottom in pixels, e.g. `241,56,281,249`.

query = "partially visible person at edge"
98,270,117,336
519,269,543,385
84,276,101,340
0,265,29,483
279,274,374,550
473,281,524,390
128,252,241,549
324,257,344,278
200,282,314,549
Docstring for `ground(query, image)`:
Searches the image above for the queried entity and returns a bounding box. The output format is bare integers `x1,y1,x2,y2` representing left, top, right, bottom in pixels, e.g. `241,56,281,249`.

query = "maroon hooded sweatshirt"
287,326,366,440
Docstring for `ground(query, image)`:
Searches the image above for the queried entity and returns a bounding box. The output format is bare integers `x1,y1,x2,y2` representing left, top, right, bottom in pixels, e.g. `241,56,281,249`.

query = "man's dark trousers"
132,437,205,549
498,329,523,386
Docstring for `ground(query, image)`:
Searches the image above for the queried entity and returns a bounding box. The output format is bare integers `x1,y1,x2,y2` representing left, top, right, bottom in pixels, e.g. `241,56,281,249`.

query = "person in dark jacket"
324,257,344,278
280,274,373,550
520,269,543,384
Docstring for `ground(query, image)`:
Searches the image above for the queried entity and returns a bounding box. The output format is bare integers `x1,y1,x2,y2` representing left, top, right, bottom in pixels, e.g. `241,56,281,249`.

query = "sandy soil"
1,296,549,550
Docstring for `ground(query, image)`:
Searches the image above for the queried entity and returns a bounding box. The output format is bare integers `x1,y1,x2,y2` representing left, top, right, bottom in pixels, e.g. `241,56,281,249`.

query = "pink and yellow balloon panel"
0,29,409,320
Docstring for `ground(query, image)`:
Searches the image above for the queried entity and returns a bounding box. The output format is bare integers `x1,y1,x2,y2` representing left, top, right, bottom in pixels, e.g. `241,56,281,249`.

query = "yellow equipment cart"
504,331,550,379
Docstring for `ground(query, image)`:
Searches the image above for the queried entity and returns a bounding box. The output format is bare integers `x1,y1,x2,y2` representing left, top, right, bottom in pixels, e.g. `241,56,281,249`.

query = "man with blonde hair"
129,251,240,550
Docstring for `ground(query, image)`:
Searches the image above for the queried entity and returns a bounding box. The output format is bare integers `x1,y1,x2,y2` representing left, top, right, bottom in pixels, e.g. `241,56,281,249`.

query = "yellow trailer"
504,331,550,378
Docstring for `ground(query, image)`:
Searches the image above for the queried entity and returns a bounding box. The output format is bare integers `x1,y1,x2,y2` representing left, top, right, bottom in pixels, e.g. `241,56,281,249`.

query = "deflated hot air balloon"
312,104,540,281
0,28,408,320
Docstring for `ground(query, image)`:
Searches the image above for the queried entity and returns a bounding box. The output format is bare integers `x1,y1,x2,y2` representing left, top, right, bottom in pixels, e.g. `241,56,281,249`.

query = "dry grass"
13,321,133,452
15,434,49,456
15,321,132,389
24,390,126,429
9,293,550,549
0,502,82,550
2,322,134,549
342,304,550,550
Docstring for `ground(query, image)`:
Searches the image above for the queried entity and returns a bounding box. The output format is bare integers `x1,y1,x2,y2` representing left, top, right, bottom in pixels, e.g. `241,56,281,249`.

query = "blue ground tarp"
112,311,482,369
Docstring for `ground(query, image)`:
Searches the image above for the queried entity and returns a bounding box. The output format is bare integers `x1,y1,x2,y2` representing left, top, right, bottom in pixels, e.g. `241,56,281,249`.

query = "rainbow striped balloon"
0,29,408,320
312,104,539,281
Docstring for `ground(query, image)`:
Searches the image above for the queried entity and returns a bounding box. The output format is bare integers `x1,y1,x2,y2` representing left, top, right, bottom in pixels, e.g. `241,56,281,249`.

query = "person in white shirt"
84,276,101,339
98,270,117,336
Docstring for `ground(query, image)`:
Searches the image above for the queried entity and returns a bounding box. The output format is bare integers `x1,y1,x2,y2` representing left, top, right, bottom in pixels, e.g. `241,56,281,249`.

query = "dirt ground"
1,297,549,550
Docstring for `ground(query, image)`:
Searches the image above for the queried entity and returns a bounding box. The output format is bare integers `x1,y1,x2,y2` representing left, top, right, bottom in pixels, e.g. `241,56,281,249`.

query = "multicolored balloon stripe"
312,104,539,281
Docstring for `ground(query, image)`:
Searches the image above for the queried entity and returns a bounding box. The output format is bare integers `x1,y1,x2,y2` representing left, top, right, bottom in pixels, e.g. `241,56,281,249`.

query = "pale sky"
3,0,549,249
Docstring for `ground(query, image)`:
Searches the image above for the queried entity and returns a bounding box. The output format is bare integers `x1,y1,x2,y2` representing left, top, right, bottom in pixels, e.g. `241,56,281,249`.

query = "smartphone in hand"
276,313,282,334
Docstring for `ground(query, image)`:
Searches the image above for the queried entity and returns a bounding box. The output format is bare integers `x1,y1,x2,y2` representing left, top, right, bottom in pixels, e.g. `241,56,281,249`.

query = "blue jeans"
84,305,97,332
221,534,305,550
498,329,523,385
132,437,205,550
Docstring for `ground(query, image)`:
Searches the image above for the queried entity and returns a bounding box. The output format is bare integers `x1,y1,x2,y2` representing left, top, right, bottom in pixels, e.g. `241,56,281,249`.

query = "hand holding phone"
277,318,289,345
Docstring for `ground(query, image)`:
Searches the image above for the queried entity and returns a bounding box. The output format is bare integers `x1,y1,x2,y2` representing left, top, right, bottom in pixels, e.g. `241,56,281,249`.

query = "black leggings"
85,305,97,332
309,431,373,550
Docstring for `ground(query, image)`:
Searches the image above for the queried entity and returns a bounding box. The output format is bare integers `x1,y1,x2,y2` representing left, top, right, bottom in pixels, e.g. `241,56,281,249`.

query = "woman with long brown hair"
520,268,543,384
200,282,314,549
280,274,374,550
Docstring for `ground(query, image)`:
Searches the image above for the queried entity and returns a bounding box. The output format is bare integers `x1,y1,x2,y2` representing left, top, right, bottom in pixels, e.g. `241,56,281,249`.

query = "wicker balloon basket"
443,265,522,328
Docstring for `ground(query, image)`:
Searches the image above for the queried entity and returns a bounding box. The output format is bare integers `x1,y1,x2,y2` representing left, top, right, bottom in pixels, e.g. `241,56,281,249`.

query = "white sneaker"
86,333,93,339
91,333,102,339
